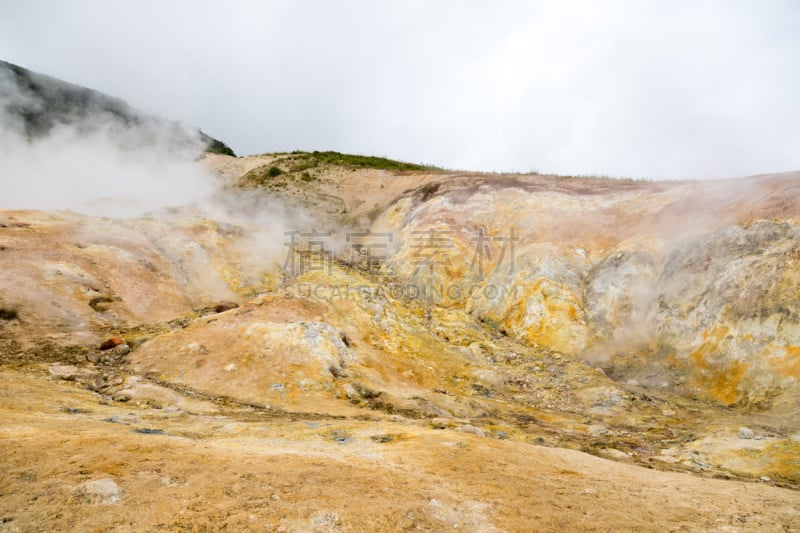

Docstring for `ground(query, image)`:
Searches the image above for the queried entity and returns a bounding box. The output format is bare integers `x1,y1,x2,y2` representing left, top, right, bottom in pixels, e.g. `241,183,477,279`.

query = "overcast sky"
1,0,798,179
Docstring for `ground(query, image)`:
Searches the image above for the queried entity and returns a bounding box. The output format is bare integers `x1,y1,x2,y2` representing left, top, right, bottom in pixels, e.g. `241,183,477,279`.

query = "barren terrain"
1,154,799,531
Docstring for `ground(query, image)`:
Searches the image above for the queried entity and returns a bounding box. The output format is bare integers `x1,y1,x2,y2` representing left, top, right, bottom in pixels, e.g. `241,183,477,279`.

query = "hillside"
0,59,234,156
0,141,798,530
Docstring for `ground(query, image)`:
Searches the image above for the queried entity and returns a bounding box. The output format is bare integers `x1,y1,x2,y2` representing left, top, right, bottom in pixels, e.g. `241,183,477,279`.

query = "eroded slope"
1,157,799,531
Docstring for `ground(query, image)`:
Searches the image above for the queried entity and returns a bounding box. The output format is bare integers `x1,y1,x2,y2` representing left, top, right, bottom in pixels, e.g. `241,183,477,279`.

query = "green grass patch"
239,150,441,190
269,151,441,172
307,151,439,171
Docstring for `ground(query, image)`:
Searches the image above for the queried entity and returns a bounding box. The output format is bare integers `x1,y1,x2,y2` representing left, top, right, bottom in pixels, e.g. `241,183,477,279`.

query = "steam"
0,64,318,293
0,125,220,218
0,67,216,217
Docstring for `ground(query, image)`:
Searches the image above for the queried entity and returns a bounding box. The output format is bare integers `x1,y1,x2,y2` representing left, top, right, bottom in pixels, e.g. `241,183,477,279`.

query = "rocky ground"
1,154,798,531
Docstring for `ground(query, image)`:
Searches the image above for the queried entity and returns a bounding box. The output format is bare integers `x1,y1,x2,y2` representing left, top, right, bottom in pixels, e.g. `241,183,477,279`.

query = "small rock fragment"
430,418,451,430
134,428,166,435
328,429,350,443
343,383,361,403
739,427,755,440
114,344,131,356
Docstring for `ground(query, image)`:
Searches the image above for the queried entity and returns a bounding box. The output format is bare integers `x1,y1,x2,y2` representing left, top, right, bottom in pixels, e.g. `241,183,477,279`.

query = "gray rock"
105,413,138,424
739,427,755,439
114,344,131,356
456,424,486,437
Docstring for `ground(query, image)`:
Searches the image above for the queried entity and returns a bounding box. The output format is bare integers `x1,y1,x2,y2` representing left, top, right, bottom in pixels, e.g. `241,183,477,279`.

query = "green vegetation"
239,150,441,190
200,134,236,157
289,160,318,172
303,151,439,171
261,150,441,172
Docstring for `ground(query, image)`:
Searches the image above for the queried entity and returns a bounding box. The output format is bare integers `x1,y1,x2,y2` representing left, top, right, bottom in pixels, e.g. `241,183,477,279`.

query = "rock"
88,296,114,313
653,455,679,464
456,424,486,437
48,364,80,380
328,429,350,443
49,365,105,390
78,478,122,504
588,424,608,436
105,413,138,424
430,418,452,429
342,383,361,403
599,448,629,460
114,344,131,356
739,427,755,440
134,428,166,435
328,364,347,378
76,372,106,391
341,382,380,403
99,336,124,351
211,301,238,314
86,351,101,363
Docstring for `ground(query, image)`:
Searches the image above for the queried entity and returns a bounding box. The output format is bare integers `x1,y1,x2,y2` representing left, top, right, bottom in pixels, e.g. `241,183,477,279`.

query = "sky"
1,0,799,179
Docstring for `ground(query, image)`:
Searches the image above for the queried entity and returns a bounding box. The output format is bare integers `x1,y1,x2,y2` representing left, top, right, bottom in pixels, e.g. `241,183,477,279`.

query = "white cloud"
1,0,798,179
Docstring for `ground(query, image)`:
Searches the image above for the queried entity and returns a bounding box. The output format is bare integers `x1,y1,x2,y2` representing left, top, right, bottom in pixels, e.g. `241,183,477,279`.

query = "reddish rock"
99,336,125,351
